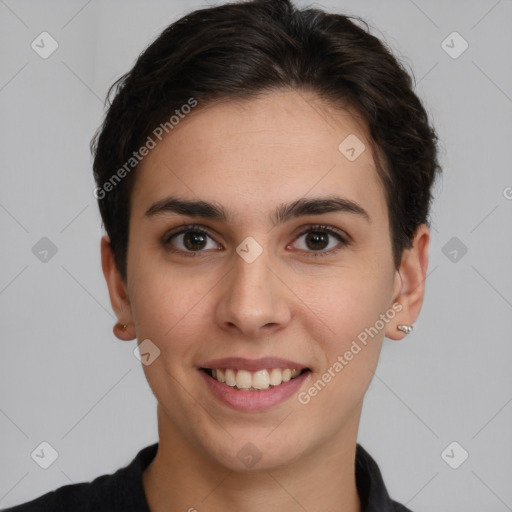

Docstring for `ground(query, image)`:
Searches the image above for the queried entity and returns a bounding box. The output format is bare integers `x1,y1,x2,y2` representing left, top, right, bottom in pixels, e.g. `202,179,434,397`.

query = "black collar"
355,444,413,511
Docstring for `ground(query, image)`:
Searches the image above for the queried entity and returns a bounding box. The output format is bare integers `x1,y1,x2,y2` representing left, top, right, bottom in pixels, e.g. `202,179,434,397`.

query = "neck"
143,406,362,512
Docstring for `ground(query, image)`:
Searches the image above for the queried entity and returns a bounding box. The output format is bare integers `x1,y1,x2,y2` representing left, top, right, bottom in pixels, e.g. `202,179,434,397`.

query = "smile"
202,367,306,390
198,357,312,411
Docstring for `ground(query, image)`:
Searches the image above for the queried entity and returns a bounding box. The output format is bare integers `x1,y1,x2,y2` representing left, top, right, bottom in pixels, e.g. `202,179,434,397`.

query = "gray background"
1,0,511,510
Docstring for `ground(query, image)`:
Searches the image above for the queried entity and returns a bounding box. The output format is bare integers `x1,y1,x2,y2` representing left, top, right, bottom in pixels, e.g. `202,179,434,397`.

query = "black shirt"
3,443,413,511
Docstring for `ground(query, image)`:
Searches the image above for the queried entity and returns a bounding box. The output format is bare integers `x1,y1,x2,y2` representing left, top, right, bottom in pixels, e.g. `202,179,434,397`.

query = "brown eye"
181,231,208,251
162,225,219,256
304,231,330,251
292,225,348,257
162,223,349,258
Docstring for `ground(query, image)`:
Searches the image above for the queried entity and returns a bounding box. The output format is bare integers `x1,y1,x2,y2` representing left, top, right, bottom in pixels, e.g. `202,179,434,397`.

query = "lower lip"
200,370,310,412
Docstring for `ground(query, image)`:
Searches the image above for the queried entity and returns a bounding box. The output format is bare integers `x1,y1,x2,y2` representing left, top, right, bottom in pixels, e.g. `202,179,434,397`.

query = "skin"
101,89,430,512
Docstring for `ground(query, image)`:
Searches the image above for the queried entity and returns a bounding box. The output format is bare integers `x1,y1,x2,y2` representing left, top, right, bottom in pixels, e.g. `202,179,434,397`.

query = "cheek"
127,261,228,375
127,262,196,347
296,262,394,400
299,263,394,343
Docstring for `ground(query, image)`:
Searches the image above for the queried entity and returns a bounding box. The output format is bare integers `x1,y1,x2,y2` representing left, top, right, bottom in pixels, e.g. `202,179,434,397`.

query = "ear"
385,224,430,340
101,234,136,341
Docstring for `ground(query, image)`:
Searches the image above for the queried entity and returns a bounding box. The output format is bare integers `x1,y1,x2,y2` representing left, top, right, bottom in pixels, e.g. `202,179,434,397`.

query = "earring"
397,324,413,335
113,322,131,340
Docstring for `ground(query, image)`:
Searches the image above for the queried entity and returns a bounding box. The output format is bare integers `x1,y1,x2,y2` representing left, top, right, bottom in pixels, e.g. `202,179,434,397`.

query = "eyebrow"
145,194,371,225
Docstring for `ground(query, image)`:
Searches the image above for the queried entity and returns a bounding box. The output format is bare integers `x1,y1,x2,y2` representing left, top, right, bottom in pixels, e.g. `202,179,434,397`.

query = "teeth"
269,368,282,386
252,369,270,390
225,369,236,387
209,368,302,390
236,370,252,390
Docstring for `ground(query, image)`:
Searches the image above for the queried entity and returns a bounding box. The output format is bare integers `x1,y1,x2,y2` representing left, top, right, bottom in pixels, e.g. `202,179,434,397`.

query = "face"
103,89,428,472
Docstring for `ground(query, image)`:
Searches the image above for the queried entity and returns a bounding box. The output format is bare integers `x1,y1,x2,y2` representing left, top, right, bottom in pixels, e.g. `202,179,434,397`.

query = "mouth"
198,357,311,411
200,367,310,391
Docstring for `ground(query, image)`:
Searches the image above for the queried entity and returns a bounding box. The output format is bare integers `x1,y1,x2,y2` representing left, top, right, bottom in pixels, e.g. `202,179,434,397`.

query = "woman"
4,0,440,510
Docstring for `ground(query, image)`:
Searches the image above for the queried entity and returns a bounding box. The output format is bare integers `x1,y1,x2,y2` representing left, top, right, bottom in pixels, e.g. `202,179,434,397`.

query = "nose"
215,248,292,339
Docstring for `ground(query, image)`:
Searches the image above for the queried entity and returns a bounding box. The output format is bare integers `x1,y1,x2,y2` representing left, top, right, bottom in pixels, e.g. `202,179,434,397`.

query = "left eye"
291,225,347,256
162,224,348,257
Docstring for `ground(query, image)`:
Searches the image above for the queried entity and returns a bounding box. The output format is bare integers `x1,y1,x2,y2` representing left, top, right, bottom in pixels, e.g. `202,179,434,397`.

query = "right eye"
162,224,222,257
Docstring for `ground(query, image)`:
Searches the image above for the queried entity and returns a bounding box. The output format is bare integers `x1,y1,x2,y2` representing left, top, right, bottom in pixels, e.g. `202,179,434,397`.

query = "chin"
191,418,318,473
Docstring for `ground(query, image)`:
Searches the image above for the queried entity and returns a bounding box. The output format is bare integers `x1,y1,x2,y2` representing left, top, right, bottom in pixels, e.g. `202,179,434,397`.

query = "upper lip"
199,357,309,372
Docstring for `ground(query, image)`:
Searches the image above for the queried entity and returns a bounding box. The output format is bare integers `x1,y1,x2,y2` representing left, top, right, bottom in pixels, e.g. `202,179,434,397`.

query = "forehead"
133,89,387,227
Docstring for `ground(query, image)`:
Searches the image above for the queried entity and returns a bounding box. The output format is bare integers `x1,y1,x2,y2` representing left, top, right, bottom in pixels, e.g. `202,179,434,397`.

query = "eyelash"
161,223,349,258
